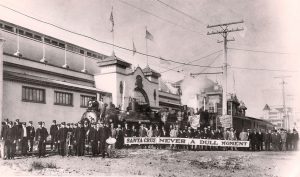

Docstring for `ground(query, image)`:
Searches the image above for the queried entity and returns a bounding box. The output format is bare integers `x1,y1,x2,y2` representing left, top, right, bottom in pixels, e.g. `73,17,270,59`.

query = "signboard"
124,137,249,147
219,115,232,128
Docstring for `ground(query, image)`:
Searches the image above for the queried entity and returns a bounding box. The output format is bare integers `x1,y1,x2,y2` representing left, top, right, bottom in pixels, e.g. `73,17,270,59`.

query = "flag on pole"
132,40,137,55
110,7,114,32
145,29,154,41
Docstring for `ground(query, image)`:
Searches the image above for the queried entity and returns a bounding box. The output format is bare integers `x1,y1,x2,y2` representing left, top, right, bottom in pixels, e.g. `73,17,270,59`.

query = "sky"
0,0,299,118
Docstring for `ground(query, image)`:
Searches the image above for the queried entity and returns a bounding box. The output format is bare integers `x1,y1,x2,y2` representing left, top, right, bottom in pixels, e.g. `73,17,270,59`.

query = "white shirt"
23,126,27,137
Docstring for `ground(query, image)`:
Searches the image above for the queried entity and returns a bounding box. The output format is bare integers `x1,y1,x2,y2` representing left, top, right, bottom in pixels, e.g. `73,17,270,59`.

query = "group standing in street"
1,118,299,160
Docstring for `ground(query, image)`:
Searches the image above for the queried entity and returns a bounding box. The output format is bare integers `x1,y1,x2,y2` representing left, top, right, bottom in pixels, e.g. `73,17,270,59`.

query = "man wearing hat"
97,122,108,158
3,121,17,159
89,123,97,156
1,119,9,141
72,123,78,155
41,122,48,154
50,120,58,152
292,129,299,151
66,123,74,156
74,121,85,156
26,121,35,153
20,122,28,156
13,119,22,154
35,122,47,158
57,122,68,156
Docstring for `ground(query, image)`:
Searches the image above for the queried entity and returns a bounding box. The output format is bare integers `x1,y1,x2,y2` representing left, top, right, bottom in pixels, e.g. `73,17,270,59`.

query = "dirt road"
0,149,299,177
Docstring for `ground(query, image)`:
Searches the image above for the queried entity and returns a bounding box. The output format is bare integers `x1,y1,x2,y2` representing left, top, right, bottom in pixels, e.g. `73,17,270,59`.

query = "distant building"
173,77,247,116
262,104,293,129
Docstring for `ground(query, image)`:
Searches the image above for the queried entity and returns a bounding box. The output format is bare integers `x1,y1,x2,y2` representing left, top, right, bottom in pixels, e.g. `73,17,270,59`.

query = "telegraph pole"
207,20,244,116
274,76,291,129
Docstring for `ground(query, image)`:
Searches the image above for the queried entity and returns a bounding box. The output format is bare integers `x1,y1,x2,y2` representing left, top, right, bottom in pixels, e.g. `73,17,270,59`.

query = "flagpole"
132,37,134,63
145,26,148,66
112,6,115,54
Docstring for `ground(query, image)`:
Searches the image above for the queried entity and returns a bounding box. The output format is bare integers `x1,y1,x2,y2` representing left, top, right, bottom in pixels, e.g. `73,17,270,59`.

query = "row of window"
22,86,94,107
0,21,105,60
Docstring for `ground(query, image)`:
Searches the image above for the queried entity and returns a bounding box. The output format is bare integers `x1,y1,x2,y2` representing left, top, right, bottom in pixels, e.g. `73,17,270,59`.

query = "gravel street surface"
0,149,299,177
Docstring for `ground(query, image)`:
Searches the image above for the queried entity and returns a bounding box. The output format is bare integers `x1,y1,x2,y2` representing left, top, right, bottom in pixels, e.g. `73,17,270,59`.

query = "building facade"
262,104,293,129
0,19,182,128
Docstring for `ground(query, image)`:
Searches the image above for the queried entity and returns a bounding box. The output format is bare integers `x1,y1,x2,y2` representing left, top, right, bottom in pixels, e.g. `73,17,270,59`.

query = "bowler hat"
61,122,66,125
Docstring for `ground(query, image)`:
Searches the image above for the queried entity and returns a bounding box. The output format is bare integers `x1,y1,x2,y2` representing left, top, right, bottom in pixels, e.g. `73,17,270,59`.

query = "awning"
4,71,111,95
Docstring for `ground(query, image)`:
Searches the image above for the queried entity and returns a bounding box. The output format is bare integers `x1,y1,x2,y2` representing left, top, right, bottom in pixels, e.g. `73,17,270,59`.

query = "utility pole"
274,76,291,129
287,94,294,129
207,20,244,116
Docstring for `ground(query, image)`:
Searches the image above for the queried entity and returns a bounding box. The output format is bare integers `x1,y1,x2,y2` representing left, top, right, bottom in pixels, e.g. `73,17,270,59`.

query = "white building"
0,19,181,128
262,104,293,129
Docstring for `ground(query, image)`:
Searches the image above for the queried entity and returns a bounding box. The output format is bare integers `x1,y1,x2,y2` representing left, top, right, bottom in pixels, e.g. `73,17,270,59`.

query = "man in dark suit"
20,122,28,156
50,120,58,152
35,122,47,158
1,119,9,141
292,129,299,151
3,121,17,159
271,130,281,151
26,121,35,153
263,129,272,151
89,123,97,156
256,129,264,151
72,123,78,155
74,122,85,156
41,122,48,154
100,122,110,158
13,119,22,155
249,129,258,151
57,122,68,156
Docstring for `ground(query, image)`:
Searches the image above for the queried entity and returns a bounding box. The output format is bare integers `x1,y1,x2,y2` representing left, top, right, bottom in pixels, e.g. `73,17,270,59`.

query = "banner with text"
124,137,249,147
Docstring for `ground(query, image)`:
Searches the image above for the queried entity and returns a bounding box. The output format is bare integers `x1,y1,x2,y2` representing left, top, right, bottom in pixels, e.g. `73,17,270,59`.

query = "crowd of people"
1,118,299,160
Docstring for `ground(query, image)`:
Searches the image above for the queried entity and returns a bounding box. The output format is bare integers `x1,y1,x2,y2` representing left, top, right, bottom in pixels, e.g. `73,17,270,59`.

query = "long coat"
26,126,35,140
74,127,85,143
57,127,68,142
35,128,47,141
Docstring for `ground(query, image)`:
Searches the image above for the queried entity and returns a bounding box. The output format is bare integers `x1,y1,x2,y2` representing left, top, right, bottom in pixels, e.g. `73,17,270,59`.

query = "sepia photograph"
0,0,299,176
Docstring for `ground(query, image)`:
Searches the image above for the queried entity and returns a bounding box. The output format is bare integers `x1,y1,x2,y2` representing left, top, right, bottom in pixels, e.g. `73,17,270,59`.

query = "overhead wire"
0,3,221,69
156,0,204,24
119,0,218,41
160,50,222,73
228,47,291,55
229,66,298,72
1,3,297,73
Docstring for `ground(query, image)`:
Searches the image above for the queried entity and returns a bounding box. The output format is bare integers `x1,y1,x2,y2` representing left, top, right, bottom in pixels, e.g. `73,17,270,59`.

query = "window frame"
80,95,96,108
22,86,46,104
54,91,73,106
